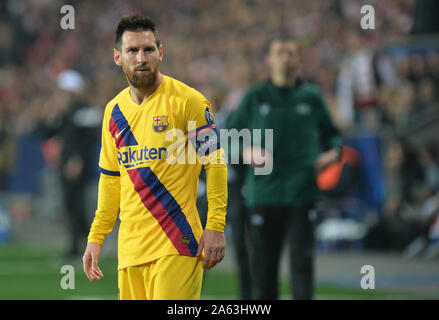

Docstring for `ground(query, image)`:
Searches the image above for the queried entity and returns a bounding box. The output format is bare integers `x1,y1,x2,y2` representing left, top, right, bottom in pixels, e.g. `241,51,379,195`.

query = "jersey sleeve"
88,104,121,245
203,155,228,232
186,92,227,232
98,104,120,176
186,94,222,164
87,173,120,245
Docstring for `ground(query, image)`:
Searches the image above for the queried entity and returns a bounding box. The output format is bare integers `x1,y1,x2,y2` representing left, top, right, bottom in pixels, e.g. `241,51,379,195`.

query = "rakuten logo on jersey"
117,146,167,168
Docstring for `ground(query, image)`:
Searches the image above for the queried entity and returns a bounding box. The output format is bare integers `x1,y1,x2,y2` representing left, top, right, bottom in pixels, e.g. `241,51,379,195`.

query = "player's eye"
128,48,138,53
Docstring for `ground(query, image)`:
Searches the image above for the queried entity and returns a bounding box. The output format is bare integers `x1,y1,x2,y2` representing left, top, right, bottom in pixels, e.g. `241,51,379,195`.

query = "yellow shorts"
118,255,203,300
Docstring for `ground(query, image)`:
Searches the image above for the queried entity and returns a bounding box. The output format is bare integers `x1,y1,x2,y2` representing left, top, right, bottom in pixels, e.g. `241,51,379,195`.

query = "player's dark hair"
115,14,161,49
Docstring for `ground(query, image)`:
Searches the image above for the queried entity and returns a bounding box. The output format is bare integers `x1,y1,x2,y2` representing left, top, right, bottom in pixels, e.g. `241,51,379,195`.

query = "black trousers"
230,202,252,300
61,175,89,256
249,205,315,300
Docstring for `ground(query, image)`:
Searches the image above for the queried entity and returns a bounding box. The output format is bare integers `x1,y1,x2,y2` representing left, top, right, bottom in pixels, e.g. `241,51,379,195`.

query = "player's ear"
114,48,122,66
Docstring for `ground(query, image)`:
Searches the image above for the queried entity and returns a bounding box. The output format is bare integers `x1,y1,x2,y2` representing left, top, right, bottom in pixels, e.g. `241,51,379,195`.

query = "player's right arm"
83,173,120,281
83,103,121,281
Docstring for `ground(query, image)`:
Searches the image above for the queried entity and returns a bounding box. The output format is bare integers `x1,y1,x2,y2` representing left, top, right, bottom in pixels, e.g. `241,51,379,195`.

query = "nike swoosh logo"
115,127,127,139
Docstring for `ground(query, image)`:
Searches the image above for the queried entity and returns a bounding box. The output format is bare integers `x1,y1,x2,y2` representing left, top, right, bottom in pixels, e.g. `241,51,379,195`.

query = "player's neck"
129,72,163,105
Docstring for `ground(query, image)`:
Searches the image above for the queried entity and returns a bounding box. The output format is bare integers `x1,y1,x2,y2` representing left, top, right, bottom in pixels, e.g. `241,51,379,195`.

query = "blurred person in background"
196,85,254,299
336,30,378,132
227,34,343,300
366,137,424,251
227,161,253,300
0,111,14,191
403,145,439,259
222,105,253,300
37,69,102,260
411,0,439,35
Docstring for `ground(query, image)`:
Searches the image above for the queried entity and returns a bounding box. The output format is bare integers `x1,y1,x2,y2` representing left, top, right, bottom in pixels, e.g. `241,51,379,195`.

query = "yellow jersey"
88,75,227,269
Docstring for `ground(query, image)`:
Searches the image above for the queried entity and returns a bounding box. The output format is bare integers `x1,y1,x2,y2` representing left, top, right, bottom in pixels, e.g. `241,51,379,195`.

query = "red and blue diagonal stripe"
188,122,221,157
127,167,198,256
109,104,138,149
187,122,217,139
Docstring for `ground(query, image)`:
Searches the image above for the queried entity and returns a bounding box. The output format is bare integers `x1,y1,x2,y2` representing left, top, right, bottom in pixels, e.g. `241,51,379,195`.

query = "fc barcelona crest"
152,116,169,133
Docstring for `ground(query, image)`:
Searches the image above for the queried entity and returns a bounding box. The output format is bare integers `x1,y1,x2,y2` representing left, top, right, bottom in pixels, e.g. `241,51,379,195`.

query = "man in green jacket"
227,35,343,300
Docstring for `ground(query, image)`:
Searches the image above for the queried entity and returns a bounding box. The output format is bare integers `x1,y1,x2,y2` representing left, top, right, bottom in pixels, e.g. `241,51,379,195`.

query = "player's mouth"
135,68,151,73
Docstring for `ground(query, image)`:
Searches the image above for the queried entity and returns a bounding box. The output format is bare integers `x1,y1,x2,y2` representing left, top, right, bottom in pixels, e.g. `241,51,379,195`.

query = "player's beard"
123,64,156,89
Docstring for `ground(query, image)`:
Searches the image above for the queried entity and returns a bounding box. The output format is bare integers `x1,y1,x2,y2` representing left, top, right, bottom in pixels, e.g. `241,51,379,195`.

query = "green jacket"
227,79,343,208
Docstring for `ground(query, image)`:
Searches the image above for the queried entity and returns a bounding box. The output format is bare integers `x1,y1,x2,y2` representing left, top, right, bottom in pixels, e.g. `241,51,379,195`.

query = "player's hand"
83,242,104,281
242,146,271,168
315,148,340,174
196,229,226,270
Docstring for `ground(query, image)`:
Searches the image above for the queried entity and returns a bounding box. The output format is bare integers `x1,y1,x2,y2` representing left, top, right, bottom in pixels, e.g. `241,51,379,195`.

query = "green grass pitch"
0,243,429,300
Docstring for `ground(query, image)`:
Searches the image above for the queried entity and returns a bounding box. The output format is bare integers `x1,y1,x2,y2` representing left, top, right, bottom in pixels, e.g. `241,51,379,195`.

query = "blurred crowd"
0,0,439,256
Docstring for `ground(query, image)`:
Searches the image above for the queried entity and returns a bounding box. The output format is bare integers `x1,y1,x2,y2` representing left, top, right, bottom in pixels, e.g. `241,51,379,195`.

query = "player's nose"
136,51,148,64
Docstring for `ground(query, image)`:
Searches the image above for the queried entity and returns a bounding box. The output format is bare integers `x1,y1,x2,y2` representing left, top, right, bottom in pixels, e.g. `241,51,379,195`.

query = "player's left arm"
186,93,228,270
197,149,227,270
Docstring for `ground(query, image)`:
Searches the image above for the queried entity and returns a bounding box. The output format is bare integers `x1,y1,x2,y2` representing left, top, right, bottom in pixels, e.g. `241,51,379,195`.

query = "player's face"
114,30,163,89
267,40,300,78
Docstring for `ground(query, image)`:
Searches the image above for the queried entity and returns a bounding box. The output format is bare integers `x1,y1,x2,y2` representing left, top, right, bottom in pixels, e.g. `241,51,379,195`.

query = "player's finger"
90,272,100,281
88,266,97,280
203,248,213,270
91,266,103,279
84,269,92,281
210,258,218,269
93,264,103,275
83,255,94,281
216,247,225,263
207,248,220,270
82,256,89,274
89,272,97,281
212,248,223,268
86,269,94,281
196,237,204,257
203,250,210,269
90,256,103,280
92,269,103,279
91,257,100,274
